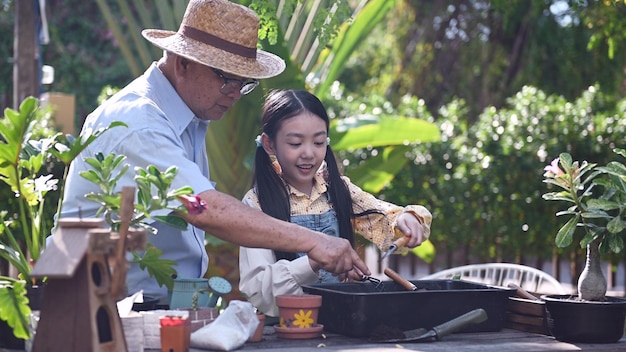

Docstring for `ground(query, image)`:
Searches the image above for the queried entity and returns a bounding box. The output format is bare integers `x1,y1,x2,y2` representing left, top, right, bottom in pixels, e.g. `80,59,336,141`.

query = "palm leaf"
312,0,397,96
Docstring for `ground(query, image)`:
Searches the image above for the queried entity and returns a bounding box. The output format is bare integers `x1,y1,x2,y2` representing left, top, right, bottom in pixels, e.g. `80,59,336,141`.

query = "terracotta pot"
248,313,266,342
274,324,324,339
542,294,626,343
276,294,322,329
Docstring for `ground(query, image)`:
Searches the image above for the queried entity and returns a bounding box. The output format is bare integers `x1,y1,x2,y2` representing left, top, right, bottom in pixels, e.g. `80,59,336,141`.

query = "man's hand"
306,235,370,279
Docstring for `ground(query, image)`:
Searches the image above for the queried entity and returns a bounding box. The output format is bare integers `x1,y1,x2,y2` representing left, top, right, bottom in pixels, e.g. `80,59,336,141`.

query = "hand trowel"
380,231,410,261
370,308,488,343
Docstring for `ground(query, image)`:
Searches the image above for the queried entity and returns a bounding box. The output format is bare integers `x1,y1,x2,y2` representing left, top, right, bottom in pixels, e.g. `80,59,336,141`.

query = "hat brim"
142,29,286,79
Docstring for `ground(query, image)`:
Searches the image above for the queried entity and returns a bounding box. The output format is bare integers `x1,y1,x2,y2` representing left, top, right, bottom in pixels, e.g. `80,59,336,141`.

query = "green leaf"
409,239,436,264
132,244,177,290
598,161,626,179
346,146,411,194
167,186,194,198
0,279,31,340
613,148,626,159
558,153,573,169
314,0,398,96
586,198,620,213
555,215,578,247
79,170,105,185
0,243,30,275
50,121,127,164
153,215,188,230
542,191,575,202
331,116,440,151
607,216,626,234
608,234,624,254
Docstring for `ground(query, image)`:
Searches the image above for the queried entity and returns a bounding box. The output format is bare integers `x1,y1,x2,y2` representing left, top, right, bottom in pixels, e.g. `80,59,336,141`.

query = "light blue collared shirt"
59,62,215,303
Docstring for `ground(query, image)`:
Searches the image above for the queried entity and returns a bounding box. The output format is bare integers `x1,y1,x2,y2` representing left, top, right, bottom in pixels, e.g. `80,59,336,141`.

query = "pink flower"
544,158,564,176
177,194,208,215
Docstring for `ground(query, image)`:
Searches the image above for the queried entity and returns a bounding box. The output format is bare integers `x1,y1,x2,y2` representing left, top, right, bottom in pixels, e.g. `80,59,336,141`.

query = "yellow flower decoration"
293,309,314,328
279,317,287,328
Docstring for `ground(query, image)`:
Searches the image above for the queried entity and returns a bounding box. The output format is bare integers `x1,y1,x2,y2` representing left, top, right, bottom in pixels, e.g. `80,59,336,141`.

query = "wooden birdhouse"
29,191,146,352
29,218,121,351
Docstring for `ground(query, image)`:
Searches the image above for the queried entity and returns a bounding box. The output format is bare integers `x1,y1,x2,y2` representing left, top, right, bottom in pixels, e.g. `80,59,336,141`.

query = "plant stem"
568,169,593,238
53,164,70,230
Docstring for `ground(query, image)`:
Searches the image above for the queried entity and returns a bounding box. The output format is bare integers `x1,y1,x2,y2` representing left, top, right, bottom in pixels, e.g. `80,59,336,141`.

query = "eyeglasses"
211,68,259,95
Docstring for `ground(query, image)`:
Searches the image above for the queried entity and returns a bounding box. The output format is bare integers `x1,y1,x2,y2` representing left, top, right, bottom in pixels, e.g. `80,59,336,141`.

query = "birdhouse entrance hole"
96,306,113,343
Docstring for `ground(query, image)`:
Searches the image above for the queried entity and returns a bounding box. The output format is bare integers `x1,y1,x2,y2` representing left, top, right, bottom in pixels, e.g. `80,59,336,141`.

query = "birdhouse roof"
31,218,105,278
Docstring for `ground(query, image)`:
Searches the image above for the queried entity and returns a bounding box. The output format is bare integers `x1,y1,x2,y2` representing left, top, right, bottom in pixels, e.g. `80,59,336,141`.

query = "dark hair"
252,89,367,261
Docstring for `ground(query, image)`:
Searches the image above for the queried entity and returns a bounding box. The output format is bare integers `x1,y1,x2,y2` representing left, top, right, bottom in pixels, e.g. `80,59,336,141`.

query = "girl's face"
265,111,328,195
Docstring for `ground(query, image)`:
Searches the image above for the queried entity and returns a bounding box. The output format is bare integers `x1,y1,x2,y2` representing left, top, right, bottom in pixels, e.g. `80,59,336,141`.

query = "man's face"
176,59,244,121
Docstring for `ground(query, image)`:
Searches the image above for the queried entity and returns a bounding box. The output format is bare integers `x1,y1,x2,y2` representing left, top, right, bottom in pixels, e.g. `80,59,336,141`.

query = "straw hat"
142,0,285,79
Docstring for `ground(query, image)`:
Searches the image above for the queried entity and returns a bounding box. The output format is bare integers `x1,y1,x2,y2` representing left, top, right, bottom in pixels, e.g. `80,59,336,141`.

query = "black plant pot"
0,318,25,349
542,294,626,343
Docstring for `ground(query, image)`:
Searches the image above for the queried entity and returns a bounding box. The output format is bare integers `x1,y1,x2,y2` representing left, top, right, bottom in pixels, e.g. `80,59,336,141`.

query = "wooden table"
3,326,622,351
184,327,626,352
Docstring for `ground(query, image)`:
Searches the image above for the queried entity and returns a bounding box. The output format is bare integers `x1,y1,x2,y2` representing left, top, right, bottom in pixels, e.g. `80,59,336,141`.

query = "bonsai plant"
542,149,626,343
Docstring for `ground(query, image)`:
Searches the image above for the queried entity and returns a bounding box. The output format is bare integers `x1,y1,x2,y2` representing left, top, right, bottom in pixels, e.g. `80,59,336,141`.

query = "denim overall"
291,209,341,284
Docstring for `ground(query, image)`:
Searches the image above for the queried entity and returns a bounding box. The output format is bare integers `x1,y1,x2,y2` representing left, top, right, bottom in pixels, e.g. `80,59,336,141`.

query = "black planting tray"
302,279,516,338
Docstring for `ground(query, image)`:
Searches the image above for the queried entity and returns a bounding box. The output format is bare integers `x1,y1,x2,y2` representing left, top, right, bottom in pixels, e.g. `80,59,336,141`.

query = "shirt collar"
284,164,329,199
145,62,209,135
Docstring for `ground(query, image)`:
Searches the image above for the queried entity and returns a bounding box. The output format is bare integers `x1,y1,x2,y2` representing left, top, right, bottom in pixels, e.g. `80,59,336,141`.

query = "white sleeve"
238,246,318,316
238,193,319,316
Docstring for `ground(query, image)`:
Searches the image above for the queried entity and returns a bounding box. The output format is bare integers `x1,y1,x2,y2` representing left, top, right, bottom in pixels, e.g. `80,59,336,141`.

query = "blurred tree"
338,0,626,122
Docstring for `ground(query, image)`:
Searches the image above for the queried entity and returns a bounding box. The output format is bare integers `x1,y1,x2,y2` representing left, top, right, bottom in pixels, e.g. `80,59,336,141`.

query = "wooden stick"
110,186,135,301
507,283,540,300
384,267,417,291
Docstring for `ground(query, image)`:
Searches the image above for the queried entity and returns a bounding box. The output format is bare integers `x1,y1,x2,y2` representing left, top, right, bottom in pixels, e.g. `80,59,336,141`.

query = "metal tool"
380,235,410,261
384,267,417,291
360,275,385,292
370,308,488,343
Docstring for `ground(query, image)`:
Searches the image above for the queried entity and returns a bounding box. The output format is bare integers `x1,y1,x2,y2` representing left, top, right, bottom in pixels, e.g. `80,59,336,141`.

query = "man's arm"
179,189,370,278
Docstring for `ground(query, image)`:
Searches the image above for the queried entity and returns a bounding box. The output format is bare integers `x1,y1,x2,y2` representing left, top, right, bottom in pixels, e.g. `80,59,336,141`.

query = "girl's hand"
395,212,427,248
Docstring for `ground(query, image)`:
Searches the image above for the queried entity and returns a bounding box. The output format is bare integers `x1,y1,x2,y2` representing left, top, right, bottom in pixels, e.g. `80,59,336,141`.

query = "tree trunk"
14,0,39,109
577,239,607,301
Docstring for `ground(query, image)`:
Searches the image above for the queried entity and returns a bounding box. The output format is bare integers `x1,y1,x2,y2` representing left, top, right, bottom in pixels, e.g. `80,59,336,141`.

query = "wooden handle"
392,235,411,249
507,283,539,301
110,186,135,301
384,268,417,291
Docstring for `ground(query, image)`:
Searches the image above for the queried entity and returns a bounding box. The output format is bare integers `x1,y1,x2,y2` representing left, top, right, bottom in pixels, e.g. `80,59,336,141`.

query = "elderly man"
58,0,369,304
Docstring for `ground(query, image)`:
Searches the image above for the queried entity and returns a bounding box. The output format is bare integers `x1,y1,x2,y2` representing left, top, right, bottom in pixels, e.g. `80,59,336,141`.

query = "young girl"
239,89,432,316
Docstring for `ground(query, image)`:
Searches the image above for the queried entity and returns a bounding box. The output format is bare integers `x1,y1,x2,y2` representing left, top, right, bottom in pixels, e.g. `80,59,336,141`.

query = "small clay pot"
276,294,322,329
248,313,266,342
274,324,324,339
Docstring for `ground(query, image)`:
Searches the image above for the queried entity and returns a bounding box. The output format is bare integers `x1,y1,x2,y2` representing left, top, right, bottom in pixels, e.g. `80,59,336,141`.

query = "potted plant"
0,97,204,345
183,286,219,332
0,97,125,347
542,149,626,343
